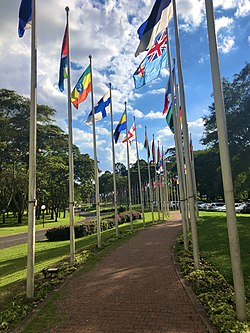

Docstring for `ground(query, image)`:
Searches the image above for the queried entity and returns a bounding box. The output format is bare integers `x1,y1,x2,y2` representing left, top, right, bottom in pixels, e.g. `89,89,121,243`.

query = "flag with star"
133,29,168,89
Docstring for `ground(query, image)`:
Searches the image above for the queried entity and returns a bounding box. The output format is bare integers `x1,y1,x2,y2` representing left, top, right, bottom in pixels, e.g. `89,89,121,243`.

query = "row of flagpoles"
18,0,246,320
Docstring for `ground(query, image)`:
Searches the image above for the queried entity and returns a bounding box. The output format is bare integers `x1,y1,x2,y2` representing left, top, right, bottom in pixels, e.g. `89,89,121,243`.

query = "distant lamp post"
41,205,46,228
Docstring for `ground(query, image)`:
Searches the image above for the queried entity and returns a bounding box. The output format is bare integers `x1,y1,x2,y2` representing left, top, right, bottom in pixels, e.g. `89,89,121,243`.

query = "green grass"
0,212,159,333
0,212,158,295
198,211,250,298
0,213,84,236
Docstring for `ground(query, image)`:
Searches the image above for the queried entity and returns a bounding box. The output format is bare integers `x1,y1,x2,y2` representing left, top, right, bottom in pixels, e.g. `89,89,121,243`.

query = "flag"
152,136,155,164
58,23,69,92
85,91,111,125
71,65,91,109
18,0,32,37
162,66,175,115
135,0,173,57
144,128,150,158
122,122,136,144
190,133,193,161
179,106,183,125
133,30,168,89
157,143,161,165
166,103,174,133
114,111,126,143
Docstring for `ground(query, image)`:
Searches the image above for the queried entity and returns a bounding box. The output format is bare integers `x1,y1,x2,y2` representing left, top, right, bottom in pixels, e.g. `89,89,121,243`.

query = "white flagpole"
172,1,200,268
134,117,145,227
205,0,246,320
190,133,199,219
153,135,160,222
27,0,37,299
166,30,188,249
161,146,167,219
65,7,75,264
125,102,133,230
109,83,119,237
145,126,154,223
89,55,101,248
158,141,164,220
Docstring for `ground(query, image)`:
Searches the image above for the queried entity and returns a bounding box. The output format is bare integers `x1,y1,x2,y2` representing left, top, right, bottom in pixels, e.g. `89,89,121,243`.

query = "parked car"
234,203,246,213
242,202,250,214
206,202,225,211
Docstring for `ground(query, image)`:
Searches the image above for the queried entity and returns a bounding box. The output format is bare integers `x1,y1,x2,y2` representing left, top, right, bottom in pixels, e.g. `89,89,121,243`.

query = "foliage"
45,212,141,241
0,89,95,223
176,237,250,333
200,63,250,199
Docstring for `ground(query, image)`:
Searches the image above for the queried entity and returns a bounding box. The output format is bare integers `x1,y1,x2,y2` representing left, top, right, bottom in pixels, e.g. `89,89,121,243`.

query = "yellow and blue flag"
114,111,126,144
133,30,168,89
18,0,32,38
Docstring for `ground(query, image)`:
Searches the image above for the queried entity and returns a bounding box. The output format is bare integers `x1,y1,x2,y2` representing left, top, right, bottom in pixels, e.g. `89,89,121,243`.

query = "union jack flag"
147,30,167,63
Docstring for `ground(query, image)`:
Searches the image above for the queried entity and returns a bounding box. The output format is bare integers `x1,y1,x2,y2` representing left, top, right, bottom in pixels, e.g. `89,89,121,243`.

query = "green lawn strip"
175,211,250,333
198,211,250,298
0,213,84,236
0,212,157,333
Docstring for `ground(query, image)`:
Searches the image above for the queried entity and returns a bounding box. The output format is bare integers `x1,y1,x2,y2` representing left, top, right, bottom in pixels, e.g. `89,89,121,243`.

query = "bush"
45,211,141,241
118,205,127,213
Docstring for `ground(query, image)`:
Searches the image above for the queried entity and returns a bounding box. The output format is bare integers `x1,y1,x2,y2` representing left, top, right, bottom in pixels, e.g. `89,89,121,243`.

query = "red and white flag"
122,123,136,145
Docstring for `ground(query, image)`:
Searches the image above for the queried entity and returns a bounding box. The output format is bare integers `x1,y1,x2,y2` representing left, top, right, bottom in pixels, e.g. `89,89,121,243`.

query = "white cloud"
145,111,164,119
235,0,250,17
218,35,235,53
215,16,234,33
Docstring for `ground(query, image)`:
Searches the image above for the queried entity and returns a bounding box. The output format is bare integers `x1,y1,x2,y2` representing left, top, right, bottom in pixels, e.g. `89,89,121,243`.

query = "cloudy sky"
0,0,249,171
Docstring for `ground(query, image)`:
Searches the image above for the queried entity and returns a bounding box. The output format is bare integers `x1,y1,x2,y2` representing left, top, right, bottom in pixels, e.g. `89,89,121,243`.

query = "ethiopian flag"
71,65,91,109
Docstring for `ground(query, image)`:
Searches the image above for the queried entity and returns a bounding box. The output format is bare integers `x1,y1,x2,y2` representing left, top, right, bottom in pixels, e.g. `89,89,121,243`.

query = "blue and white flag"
135,0,173,57
133,30,168,89
18,0,32,38
85,90,111,125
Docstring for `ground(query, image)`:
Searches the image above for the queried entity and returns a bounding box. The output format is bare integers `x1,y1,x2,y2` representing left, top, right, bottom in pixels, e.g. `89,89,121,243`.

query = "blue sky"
0,0,249,172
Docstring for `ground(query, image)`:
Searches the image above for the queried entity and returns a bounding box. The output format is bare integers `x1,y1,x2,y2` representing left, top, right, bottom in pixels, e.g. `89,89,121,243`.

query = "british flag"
147,30,167,62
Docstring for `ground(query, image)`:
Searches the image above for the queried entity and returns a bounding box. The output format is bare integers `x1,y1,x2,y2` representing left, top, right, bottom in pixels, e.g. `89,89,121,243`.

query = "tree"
200,63,250,199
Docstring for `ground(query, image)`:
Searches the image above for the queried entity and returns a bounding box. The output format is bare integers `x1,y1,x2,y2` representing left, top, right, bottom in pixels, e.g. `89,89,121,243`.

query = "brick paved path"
49,212,208,333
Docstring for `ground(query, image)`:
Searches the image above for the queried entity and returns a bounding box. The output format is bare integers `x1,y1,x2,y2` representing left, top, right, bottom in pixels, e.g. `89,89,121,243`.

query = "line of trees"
0,89,95,224
0,63,249,222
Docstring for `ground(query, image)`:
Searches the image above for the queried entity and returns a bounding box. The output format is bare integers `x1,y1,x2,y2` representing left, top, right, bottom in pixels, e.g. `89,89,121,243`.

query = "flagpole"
109,83,119,237
134,116,145,227
205,0,246,320
89,55,101,248
65,7,75,264
145,126,154,223
124,102,133,230
162,146,167,219
27,0,37,299
163,160,170,216
153,135,160,222
158,141,164,220
172,2,200,268
166,31,188,249
190,133,199,219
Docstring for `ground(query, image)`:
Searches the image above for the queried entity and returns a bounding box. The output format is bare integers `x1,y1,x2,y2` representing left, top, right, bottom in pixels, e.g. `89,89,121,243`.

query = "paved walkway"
29,212,211,333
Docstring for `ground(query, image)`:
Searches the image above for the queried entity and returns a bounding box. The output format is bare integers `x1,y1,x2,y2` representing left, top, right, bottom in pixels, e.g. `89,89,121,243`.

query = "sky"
0,0,249,172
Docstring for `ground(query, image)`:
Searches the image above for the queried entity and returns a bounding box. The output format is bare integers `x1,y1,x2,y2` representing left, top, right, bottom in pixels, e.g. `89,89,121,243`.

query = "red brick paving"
50,212,209,333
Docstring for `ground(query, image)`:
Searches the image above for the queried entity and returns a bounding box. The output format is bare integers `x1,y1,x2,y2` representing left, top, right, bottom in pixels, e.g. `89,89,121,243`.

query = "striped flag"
71,65,91,109
58,22,69,92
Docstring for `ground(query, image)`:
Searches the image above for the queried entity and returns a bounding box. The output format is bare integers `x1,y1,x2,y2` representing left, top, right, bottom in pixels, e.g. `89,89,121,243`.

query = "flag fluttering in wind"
152,136,155,164
58,23,69,92
157,142,161,165
144,128,150,158
162,66,175,115
18,0,32,37
122,122,136,144
135,0,173,57
133,30,168,89
114,111,126,143
190,133,193,161
166,103,174,133
85,90,111,125
71,65,91,109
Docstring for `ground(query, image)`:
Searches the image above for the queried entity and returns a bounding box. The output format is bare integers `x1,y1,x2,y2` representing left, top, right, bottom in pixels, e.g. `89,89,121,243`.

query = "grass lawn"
198,211,250,298
0,212,84,236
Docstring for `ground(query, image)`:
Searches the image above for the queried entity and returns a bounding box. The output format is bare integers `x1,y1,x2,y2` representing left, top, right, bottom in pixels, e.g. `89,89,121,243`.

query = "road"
0,211,111,250
0,229,48,250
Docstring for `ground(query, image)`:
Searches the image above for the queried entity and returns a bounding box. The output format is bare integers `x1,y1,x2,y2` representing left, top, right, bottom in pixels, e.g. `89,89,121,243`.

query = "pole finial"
65,6,69,13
